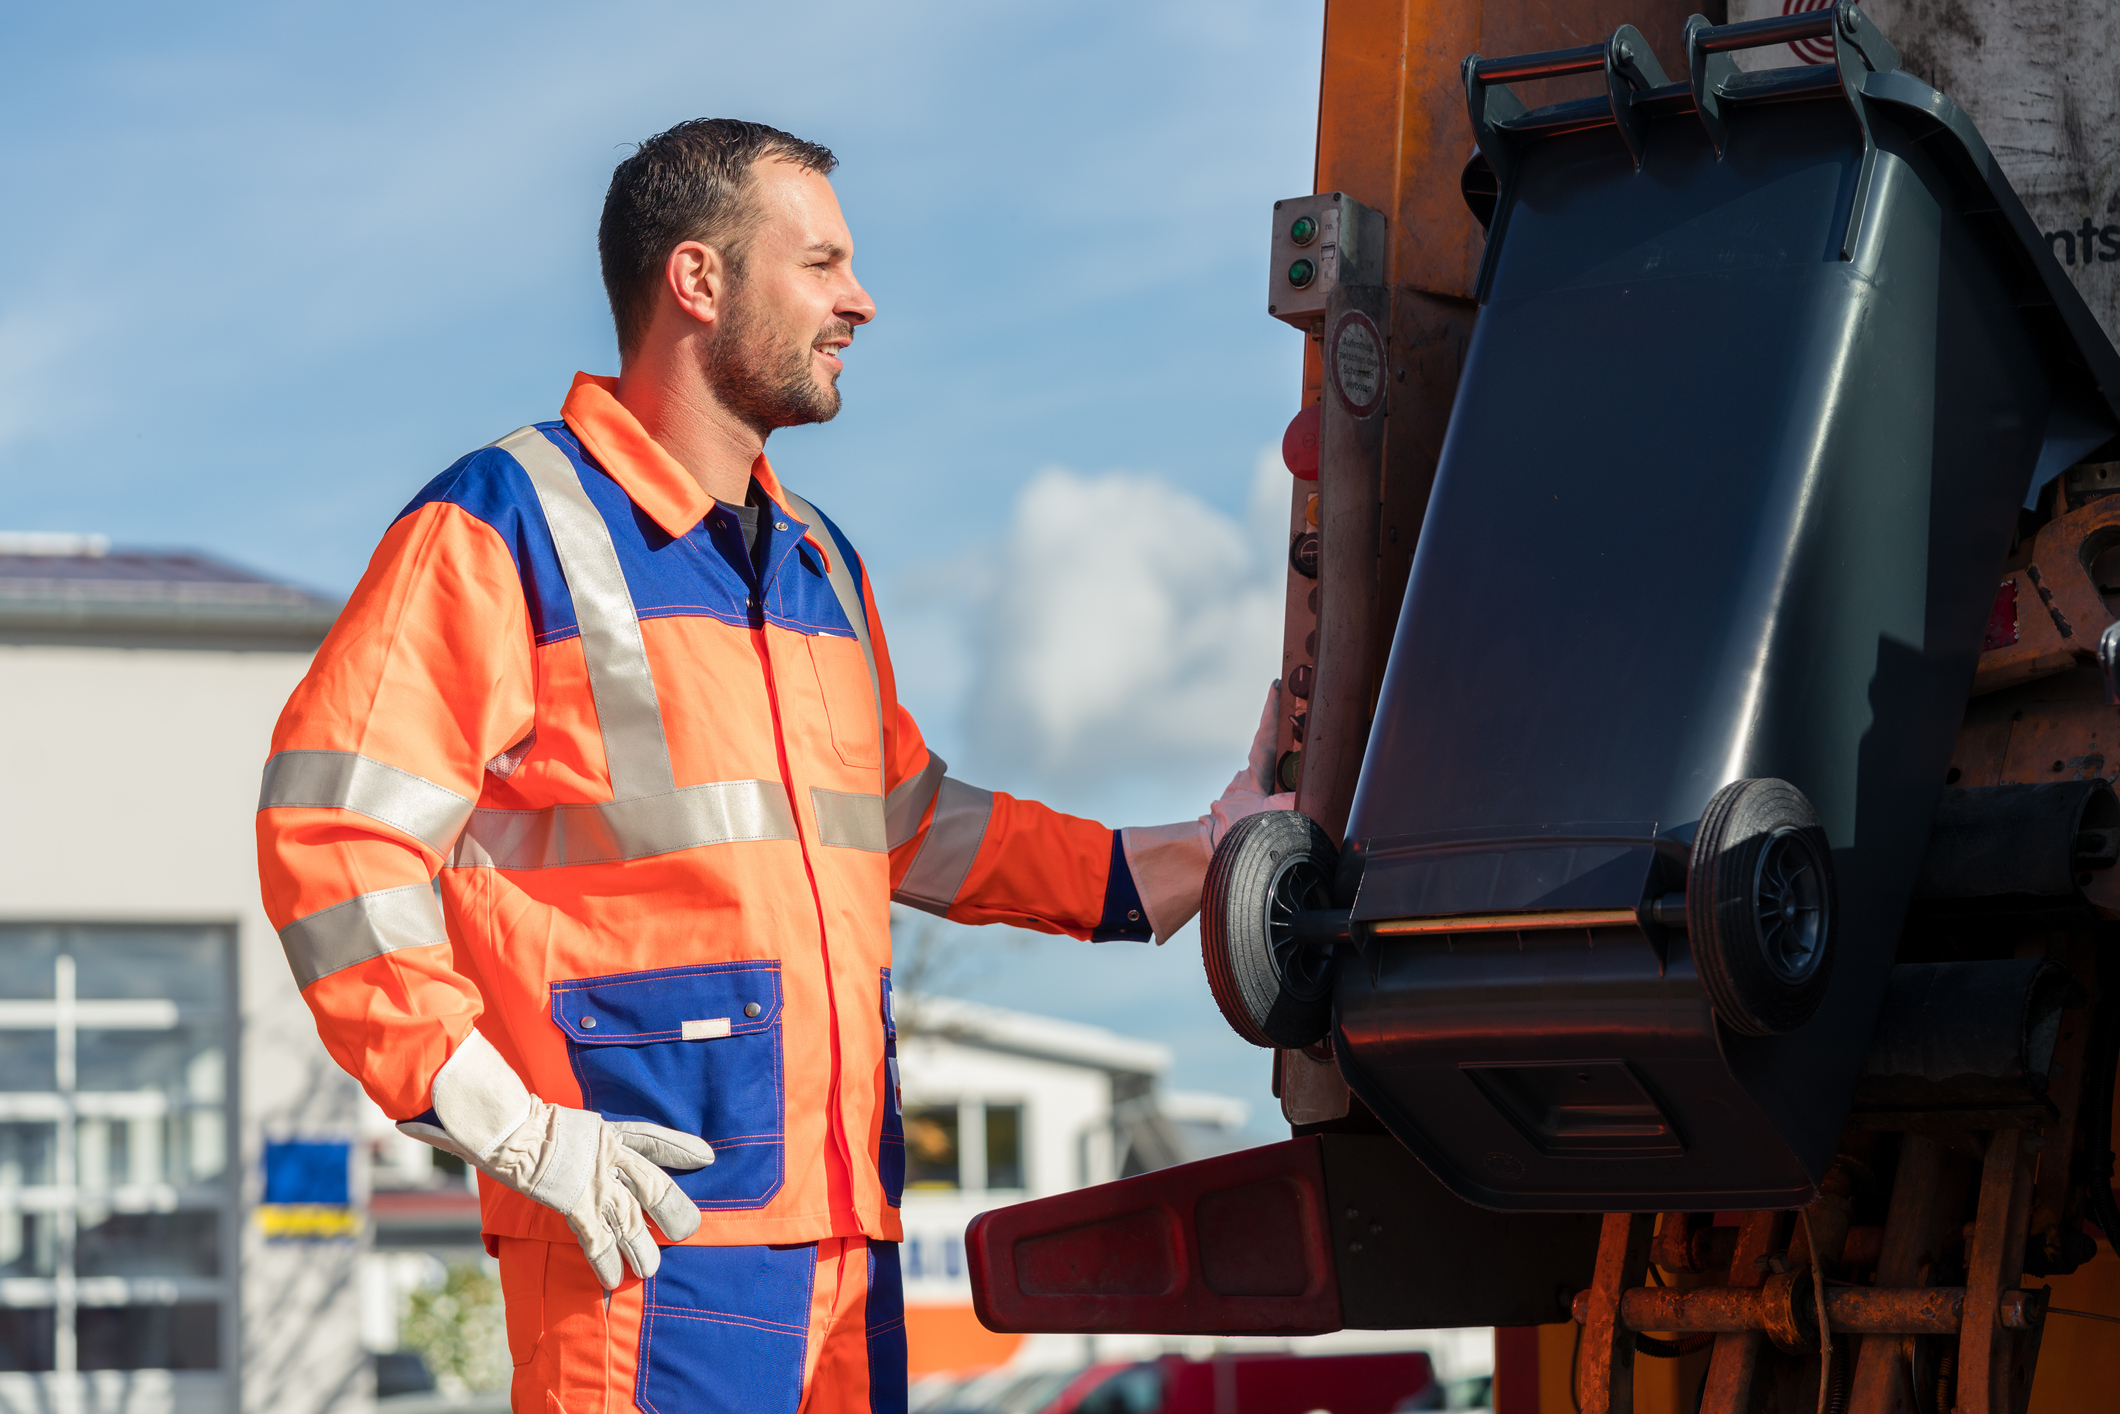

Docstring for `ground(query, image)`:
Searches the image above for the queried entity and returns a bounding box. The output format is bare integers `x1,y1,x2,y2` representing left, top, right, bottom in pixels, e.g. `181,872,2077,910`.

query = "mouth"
813,321,854,367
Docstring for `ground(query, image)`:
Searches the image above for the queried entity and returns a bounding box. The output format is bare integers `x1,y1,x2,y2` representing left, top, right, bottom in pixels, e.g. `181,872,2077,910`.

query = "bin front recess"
1333,4,2120,1210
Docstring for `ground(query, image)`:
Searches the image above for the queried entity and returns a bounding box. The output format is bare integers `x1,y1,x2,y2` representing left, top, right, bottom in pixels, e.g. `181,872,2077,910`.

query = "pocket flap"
549,961,782,1044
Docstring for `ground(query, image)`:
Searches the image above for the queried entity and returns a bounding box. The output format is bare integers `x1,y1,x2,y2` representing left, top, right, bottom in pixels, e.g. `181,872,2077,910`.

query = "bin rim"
1457,12,2120,469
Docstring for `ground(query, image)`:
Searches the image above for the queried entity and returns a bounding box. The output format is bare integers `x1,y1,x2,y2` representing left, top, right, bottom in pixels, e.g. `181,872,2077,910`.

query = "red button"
1282,406,1321,480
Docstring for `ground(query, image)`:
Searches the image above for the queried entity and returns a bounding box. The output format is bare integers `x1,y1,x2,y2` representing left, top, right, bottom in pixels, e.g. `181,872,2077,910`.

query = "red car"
1036,1351,1436,1414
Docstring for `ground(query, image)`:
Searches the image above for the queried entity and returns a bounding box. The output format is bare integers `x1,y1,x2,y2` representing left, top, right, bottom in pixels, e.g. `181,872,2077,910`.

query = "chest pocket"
808,634,882,769
551,961,785,1211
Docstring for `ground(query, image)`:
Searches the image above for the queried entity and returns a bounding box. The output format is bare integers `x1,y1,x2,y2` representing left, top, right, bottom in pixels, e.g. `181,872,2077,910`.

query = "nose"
839,273,876,329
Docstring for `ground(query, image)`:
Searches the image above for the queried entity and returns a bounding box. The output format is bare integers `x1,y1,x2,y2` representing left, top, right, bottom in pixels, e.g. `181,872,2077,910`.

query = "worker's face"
705,160,875,433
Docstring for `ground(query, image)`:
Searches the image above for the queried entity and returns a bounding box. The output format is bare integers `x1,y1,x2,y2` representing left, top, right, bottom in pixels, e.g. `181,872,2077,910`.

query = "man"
257,119,1283,1414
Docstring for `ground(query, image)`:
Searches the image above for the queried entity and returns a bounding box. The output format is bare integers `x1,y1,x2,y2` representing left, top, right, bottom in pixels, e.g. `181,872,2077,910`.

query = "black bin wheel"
1688,778,1837,1037
1201,810,1339,1049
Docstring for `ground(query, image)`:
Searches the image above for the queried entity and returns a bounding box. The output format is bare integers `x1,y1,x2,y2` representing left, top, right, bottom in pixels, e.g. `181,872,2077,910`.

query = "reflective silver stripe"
812,788,887,852
280,883,448,990
885,752,947,851
500,426,676,801
258,750,473,852
447,779,797,870
892,776,993,914
778,486,883,777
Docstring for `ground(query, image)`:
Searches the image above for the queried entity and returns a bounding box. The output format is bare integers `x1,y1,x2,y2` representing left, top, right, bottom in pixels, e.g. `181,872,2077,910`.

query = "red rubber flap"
967,1137,1343,1335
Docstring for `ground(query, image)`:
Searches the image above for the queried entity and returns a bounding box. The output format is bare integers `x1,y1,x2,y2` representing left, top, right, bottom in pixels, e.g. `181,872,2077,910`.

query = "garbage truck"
962,3,2120,1411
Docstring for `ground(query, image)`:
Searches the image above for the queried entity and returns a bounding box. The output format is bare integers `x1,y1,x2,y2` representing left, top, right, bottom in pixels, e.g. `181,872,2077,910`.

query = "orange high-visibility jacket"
257,375,1153,1248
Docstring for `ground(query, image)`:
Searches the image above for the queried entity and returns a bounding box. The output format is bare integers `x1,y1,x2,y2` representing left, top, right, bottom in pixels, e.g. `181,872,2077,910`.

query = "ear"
662,240,727,331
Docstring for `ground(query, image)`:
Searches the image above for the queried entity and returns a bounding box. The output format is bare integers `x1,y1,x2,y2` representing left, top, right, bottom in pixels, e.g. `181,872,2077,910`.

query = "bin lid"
1459,5,2120,489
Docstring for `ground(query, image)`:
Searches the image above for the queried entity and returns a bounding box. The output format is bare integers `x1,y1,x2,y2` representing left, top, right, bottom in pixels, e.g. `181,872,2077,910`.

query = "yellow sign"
257,1204,359,1240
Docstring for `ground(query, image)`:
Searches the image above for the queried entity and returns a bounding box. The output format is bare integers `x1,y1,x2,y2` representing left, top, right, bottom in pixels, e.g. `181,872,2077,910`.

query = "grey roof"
0,536,342,649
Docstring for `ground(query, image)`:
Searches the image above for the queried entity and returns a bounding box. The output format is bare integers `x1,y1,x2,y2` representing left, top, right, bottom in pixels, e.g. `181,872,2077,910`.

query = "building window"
0,925,234,1377
899,1101,1026,1195
902,1104,960,1190
983,1104,1024,1191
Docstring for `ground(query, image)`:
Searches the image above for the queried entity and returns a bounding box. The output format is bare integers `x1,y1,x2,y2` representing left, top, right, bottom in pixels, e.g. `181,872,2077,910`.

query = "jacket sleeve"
863,561,1158,944
256,500,537,1118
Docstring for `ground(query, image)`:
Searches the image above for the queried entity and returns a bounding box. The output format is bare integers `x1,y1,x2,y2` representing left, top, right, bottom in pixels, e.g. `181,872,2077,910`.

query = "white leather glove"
1120,682,1297,942
398,1030,715,1289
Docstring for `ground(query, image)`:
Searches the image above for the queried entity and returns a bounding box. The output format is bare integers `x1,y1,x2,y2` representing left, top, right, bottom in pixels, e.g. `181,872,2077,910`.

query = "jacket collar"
559,373,805,547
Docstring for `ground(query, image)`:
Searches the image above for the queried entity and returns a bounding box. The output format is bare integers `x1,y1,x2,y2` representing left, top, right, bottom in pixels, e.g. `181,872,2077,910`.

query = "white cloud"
946,446,1290,799
877,446,1301,1119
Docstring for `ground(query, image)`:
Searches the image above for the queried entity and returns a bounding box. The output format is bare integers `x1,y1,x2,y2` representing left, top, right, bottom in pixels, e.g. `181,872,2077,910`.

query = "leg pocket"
497,1237,548,1369
635,1244,816,1414
552,961,786,1210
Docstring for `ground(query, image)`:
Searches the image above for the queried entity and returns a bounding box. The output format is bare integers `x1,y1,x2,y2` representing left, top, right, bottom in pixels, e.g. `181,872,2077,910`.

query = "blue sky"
0,1,1322,1122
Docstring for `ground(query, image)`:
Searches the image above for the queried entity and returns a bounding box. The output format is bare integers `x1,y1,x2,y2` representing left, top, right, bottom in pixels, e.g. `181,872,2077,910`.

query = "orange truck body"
1304,4,2120,1410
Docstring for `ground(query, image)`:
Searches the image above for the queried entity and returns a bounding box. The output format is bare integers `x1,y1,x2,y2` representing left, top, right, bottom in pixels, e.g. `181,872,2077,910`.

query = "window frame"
895,1095,1030,1196
899,1100,963,1192
980,1100,1027,1194
0,921,240,1389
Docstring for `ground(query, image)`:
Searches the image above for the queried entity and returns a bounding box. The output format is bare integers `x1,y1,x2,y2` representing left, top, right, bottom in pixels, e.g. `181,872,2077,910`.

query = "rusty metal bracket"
1577,1212,1655,1414
1958,1128,2040,1414
1573,1281,2044,1340
1849,1135,1977,1413
1699,1211,1788,1414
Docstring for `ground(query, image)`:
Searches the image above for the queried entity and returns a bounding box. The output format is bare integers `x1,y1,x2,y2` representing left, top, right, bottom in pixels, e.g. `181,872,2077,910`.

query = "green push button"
1287,258,1316,288
1290,215,1319,246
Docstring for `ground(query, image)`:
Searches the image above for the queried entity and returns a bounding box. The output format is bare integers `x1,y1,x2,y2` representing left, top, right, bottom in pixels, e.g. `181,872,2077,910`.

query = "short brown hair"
598,119,839,355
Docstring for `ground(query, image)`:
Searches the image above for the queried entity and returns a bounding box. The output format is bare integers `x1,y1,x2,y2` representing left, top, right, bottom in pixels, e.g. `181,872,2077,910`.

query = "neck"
614,340,763,504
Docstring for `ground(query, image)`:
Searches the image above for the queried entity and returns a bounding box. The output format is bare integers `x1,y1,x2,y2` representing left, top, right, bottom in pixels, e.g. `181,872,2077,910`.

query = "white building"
0,536,356,1414
887,992,1249,1375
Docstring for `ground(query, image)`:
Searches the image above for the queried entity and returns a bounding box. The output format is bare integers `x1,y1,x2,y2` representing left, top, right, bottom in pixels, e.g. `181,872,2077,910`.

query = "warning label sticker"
1331,311,1384,416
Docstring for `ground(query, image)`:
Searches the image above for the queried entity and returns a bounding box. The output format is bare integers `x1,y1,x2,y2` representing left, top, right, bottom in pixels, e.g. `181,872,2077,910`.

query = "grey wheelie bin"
1210,3,2120,1211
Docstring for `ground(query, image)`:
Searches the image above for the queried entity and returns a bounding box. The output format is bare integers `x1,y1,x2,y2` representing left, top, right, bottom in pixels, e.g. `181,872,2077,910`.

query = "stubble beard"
706,285,848,436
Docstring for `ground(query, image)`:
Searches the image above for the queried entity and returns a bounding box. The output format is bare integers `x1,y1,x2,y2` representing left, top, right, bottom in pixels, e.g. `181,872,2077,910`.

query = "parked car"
1054,1351,1434,1414
912,1363,1097,1414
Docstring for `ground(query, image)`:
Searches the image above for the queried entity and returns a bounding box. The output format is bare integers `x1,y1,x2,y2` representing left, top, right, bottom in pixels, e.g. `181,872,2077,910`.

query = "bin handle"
1691,7,1836,57
1684,5,1893,159
1461,4,1903,302
1683,3,1899,260
1470,42,1606,87
1685,5,1900,161
1463,24,1670,299
1466,26,1669,175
